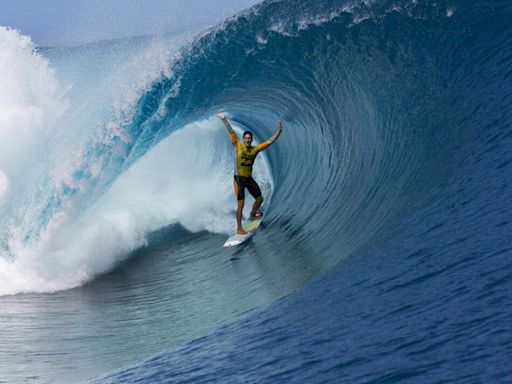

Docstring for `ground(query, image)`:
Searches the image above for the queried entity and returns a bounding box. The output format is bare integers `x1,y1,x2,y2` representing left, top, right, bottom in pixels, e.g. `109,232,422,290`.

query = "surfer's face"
243,133,253,146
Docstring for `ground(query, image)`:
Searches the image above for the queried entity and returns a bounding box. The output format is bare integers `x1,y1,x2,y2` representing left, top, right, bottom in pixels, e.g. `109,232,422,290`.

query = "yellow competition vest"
230,132,270,177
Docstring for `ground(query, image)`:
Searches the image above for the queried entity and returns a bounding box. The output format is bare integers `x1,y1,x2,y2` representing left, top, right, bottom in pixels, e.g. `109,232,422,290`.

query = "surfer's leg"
247,177,264,219
236,199,247,234
251,197,263,218
234,176,247,234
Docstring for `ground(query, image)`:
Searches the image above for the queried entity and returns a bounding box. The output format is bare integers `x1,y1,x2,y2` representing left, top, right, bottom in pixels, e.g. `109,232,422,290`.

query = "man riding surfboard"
218,114,283,234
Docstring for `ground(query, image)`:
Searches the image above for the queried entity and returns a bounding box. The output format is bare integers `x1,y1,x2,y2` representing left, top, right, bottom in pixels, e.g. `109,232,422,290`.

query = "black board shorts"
234,176,262,201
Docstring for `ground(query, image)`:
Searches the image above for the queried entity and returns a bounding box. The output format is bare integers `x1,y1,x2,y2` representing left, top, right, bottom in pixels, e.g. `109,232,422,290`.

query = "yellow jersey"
230,132,270,177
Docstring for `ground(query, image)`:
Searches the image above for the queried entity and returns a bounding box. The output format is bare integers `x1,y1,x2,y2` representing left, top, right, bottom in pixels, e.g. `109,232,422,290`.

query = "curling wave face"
122,0,470,270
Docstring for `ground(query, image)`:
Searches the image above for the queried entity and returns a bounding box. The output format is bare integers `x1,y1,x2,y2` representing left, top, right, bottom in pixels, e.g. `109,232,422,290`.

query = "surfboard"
223,218,262,247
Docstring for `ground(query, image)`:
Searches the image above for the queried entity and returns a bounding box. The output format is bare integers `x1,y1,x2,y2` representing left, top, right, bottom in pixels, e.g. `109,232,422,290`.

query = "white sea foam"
0,26,68,179
256,33,268,45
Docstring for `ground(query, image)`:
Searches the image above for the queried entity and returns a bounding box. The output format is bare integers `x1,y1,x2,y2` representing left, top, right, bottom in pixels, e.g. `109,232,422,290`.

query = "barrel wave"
1,0,511,383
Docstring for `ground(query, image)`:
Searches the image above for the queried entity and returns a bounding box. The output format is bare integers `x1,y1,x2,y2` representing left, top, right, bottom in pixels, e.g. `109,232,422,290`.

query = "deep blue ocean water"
1,0,511,383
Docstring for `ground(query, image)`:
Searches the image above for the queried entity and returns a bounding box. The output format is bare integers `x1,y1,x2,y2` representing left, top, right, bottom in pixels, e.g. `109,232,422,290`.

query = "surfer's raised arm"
254,121,283,153
268,121,284,144
218,113,235,135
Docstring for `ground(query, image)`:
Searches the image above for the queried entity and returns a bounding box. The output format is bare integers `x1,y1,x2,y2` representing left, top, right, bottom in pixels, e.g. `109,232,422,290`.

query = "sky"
0,0,261,46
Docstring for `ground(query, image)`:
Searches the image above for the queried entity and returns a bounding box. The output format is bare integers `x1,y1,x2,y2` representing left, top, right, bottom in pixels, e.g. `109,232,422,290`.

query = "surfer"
218,114,283,234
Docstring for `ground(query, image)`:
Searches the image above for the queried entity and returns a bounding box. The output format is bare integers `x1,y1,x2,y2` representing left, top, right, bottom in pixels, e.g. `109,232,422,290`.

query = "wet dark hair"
243,131,253,139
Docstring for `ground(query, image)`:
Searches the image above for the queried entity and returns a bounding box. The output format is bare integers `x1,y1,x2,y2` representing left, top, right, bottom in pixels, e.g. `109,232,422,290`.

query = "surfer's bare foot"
250,211,263,220
237,228,248,235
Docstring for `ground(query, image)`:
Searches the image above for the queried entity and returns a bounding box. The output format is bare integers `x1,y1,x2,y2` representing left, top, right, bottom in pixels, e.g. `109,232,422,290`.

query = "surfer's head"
243,131,253,146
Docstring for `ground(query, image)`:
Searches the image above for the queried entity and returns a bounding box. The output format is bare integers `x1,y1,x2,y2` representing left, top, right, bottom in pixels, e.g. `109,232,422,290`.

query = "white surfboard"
223,218,262,247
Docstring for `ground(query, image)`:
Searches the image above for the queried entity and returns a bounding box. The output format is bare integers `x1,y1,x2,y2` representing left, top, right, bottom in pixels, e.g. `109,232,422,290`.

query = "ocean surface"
1,0,511,383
